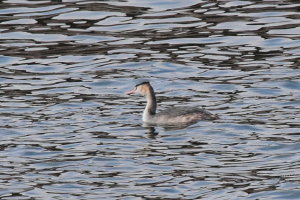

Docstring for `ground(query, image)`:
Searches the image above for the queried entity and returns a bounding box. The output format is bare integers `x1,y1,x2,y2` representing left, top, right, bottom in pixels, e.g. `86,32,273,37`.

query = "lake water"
0,0,300,199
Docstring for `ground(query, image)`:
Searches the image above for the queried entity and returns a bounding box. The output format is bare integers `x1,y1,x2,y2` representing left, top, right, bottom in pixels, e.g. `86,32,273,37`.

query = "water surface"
0,0,300,199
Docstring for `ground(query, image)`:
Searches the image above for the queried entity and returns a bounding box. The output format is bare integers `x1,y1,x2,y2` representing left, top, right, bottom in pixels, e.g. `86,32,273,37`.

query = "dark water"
0,0,300,199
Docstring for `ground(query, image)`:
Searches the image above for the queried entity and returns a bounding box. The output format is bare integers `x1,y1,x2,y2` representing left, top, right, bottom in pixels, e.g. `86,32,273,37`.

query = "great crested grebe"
126,81,218,124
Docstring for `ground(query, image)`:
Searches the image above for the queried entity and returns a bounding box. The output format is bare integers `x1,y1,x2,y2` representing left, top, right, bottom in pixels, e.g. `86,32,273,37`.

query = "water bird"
126,81,218,124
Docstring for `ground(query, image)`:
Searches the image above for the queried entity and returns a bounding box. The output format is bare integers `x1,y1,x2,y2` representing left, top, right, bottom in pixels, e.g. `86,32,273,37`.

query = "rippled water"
0,0,300,199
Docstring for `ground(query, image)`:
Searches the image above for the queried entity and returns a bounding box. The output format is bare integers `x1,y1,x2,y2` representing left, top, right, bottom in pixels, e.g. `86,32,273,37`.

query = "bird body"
126,81,218,124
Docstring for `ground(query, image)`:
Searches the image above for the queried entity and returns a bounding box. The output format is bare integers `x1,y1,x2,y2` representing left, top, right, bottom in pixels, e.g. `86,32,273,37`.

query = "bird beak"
125,89,135,95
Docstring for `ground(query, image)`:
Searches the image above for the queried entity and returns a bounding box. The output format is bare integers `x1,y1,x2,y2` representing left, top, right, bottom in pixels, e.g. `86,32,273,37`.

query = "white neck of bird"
142,85,157,122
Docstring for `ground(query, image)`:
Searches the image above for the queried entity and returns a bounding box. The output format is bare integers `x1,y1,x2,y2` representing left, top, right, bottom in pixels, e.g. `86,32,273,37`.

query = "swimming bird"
126,81,218,124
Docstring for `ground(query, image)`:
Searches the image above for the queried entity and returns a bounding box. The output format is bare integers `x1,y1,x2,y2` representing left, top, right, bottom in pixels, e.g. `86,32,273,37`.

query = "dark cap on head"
135,79,150,87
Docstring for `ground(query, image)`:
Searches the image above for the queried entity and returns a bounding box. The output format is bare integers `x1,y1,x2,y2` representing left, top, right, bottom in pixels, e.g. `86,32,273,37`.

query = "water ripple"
0,0,299,199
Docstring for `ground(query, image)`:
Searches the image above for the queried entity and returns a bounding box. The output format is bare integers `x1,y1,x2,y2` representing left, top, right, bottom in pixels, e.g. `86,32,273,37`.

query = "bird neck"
143,85,157,122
